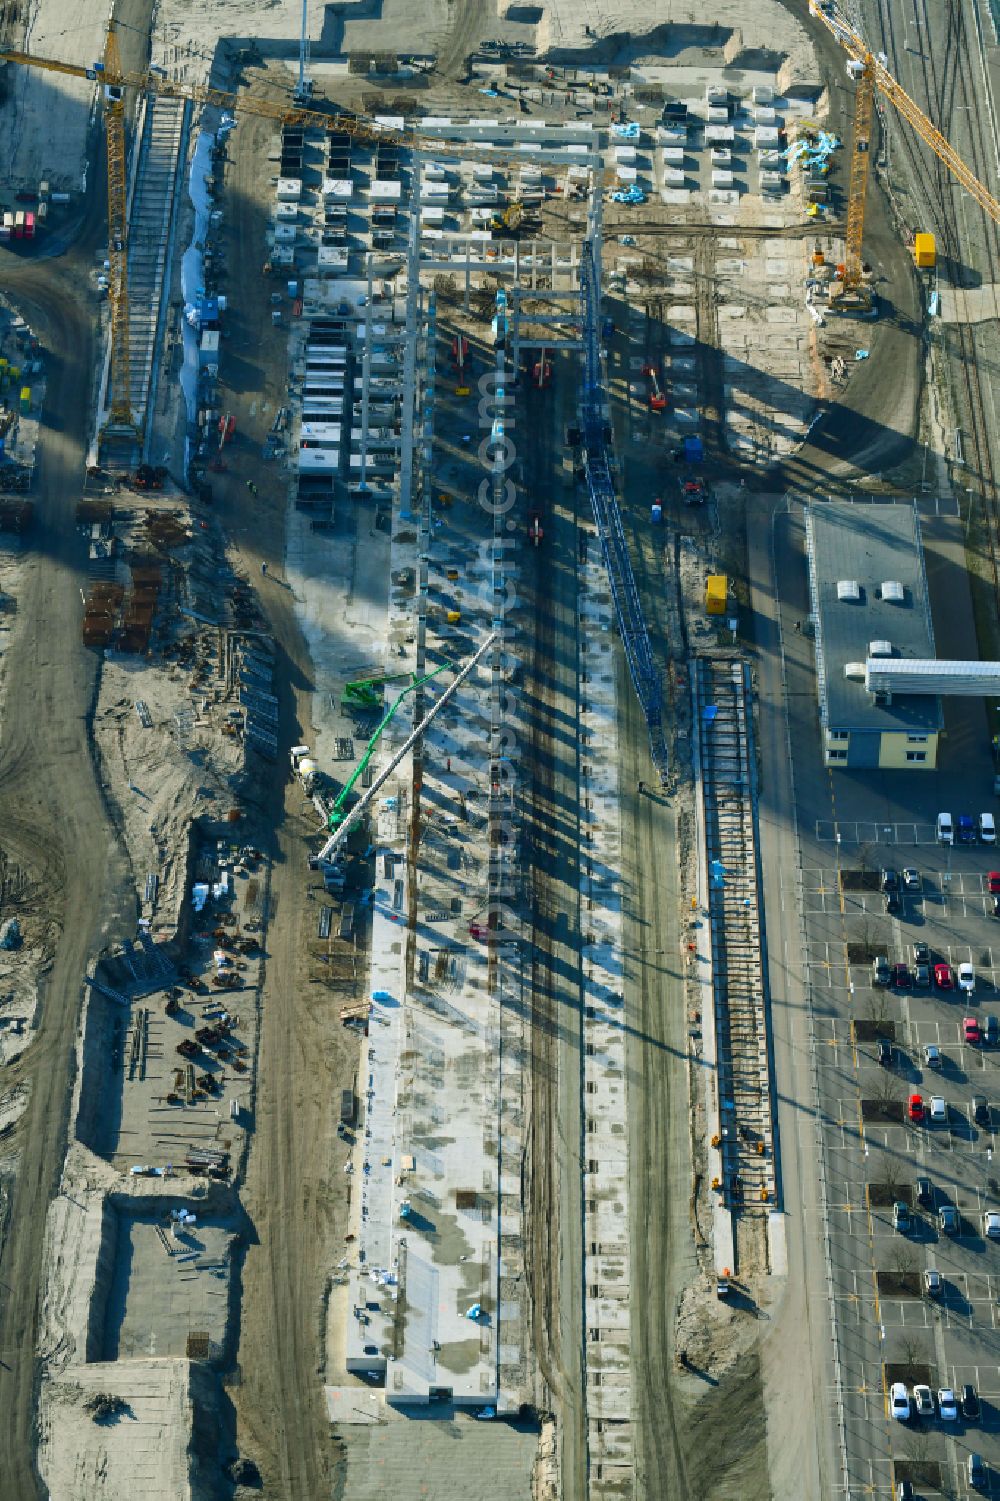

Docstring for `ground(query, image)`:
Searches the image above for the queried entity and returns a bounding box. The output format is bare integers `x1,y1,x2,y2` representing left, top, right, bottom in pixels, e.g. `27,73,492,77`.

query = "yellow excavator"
489,201,524,235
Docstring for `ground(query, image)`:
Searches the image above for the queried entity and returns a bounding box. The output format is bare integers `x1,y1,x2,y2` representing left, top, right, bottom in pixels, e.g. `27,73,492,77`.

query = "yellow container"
446,610,461,624
706,575,727,616
913,232,936,268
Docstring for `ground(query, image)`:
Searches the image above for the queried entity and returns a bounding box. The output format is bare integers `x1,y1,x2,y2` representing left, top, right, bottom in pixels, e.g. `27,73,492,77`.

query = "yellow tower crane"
1,26,608,447
4,23,136,432
809,1,1000,312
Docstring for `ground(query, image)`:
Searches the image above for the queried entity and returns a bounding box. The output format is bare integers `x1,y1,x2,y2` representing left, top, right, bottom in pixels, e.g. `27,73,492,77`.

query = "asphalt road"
0,181,133,1499
749,494,845,1501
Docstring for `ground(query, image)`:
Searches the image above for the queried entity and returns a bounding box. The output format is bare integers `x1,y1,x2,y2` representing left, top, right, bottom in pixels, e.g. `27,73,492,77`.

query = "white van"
980,812,996,844
936,812,954,845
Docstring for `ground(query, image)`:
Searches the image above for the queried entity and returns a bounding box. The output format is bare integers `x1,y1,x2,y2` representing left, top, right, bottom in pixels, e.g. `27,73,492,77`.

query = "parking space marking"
806,817,1000,1489
814,820,935,845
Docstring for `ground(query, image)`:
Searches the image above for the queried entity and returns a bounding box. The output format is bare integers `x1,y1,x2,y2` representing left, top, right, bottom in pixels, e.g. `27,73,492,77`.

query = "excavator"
489,201,524,235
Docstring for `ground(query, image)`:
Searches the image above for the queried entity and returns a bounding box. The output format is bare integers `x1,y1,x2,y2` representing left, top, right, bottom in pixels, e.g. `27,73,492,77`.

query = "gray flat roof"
805,502,944,734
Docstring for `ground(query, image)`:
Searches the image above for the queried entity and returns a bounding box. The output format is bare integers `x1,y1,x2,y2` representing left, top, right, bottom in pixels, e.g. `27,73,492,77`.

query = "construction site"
0,0,998,1498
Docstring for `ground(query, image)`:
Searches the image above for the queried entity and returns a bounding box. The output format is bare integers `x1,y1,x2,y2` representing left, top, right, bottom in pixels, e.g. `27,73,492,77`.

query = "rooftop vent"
837,579,861,601
869,639,893,658
880,579,905,602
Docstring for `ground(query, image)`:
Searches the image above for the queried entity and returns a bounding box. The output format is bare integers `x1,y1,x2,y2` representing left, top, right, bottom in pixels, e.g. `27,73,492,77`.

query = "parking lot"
795,806,1000,1496
762,504,1000,1496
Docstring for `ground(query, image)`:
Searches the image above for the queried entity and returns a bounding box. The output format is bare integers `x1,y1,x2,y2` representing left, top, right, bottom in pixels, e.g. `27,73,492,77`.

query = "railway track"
872,0,1000,601
695,658,777,1254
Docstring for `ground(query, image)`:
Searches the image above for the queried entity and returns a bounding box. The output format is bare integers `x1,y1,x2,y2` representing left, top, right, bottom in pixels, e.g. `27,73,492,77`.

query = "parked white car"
929,1096,947,1123
913,1383,935,1417
890,1381,911,1420
938,1388,959,1422
958,962,976,993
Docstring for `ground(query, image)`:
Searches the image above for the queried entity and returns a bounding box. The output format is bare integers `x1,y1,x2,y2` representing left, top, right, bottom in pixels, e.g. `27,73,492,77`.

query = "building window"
828,730,849,742
905,751,927,762
906,734,928,744
828,749,848,762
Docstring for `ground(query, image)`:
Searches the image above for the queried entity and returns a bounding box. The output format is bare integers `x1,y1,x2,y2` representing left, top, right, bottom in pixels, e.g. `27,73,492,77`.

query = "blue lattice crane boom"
578,243,668,781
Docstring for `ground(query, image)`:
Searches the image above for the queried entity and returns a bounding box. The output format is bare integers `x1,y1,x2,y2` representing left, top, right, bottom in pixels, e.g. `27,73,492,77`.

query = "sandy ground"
40,1359,200,1500
93,637,244,936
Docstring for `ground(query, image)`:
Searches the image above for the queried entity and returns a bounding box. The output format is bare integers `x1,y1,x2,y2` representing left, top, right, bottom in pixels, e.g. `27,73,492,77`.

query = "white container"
613,145,637,163
706,84,727,104
754,106,777,125
711,147,732,165
759,171,783,189
711,169,734,187
370,180,401,200
663,168,685,185
322,178,353,199
276,177,302,200
661,147,684,164
752,84,774,104
616,165,637,182
755,126,780,146
705,125,735,143
707,106,729,124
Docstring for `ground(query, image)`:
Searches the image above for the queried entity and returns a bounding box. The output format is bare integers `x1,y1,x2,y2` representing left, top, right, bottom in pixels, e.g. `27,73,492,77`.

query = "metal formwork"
697,657,776,1212
126,95,188,428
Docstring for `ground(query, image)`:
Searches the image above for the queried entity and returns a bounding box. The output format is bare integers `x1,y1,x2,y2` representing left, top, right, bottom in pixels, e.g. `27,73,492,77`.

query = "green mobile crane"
328,662,451,829
340,669,415,715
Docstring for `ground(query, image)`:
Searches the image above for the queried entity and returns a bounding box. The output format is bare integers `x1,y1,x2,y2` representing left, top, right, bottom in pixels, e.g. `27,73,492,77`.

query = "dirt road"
523,359,587,1497
0,191,133,1499
434,0,491,81
208,106,356,1497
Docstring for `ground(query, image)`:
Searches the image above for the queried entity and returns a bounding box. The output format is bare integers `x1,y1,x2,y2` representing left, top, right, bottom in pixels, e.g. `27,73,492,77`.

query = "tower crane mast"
808,1,1000,309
